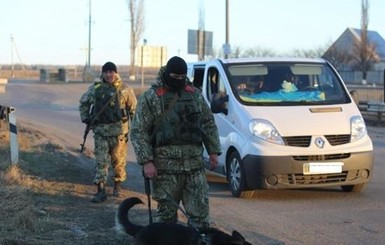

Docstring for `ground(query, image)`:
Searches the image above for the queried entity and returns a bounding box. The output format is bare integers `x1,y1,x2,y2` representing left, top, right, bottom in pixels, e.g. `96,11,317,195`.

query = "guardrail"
0,105,19,165
347,85,384,123
367,101,385,122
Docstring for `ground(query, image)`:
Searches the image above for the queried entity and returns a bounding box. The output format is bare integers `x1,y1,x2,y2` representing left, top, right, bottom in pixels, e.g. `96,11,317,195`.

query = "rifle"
80,122,91,153
144,175,153,224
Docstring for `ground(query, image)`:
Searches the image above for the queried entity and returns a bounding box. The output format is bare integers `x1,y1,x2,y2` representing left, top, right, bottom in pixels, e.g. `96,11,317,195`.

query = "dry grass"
0,164,41,244
0,124,135,245
0,128,47,244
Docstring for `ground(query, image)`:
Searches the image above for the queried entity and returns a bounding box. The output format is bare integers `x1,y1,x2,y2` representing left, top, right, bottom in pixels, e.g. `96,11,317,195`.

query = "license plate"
303,162,344,175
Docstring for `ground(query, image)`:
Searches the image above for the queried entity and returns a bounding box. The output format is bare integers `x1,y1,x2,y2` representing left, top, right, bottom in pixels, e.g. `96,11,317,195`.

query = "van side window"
218,74,226,94
192,68,204,90
208,68,218,94
206,68,226,102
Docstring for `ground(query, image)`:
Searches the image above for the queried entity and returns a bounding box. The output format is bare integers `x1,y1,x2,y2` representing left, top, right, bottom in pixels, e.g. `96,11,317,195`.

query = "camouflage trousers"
93,133,128,184
152,169,210,228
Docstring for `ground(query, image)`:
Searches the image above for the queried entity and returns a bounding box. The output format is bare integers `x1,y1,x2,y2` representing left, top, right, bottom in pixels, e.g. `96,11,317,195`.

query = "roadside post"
0,105,19,165
0,78,7,93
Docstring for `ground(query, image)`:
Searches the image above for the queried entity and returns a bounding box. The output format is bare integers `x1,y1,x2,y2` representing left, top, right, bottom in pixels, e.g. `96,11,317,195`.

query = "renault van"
187,57,373,197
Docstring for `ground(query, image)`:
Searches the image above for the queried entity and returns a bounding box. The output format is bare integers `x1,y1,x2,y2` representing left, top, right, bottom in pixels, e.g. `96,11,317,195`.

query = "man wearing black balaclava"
163,56,188,90
130,56,221,228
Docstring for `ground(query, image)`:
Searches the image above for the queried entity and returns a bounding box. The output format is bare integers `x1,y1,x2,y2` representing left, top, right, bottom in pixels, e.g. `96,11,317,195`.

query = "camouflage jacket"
130,67,221,172
79,74,137,137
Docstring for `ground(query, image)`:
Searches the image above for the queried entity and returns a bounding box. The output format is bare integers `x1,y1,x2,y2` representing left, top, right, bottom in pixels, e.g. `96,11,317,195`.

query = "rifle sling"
150,92,179,142
89,88,120,126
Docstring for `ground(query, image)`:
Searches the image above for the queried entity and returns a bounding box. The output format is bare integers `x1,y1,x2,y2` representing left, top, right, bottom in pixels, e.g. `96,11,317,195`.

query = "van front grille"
279,171,349,185
283,134,351,147
283,136,311,147
325,134,351,145
293,153,350,161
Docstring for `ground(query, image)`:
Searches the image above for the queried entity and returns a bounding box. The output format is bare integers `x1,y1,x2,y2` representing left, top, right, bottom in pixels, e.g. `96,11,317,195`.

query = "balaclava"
163,56,187,90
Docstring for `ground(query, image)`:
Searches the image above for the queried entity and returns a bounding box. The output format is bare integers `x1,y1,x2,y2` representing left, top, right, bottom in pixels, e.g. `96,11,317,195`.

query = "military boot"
113,181,121,197
91,183,107,203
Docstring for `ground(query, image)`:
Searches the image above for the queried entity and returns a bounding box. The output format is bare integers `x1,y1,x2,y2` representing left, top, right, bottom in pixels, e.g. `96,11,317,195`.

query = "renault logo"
315,137,325,148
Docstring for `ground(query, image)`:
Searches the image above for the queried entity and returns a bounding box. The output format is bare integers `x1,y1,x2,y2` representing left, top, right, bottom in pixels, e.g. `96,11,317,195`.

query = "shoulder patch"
184,85,195,93
156,87,168,96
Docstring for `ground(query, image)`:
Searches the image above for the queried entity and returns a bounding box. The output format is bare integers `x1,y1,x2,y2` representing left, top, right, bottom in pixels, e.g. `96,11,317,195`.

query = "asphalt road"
1,81,385,245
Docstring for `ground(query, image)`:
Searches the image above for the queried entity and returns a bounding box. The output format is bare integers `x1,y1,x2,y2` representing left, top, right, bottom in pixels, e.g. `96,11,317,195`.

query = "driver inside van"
237,75,266,95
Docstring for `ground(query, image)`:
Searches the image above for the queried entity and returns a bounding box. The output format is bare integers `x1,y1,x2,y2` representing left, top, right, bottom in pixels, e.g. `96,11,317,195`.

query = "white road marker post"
0,105,19,165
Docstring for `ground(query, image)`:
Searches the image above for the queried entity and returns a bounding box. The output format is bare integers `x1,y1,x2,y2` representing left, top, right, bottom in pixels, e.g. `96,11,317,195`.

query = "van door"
204,66,236,175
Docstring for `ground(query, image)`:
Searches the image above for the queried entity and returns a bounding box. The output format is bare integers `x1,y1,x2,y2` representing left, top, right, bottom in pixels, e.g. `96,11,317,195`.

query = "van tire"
227,151,247,197
341,184,365,192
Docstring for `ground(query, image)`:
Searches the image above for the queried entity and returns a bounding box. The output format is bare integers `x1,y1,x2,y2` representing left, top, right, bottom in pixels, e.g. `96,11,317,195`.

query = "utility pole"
224,0,230,59
141,39,147,89
10,35,14,77
82,0,94,82
10,35,27,77
198,0,205,61
87,0,92,67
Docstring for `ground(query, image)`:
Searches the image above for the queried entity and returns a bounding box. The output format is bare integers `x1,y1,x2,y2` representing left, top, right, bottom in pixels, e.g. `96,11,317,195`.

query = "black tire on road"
341,183,365,192
227,151,247,198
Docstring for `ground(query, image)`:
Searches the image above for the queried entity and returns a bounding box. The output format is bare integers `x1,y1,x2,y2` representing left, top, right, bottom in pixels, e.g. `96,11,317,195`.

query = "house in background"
323,27,385,84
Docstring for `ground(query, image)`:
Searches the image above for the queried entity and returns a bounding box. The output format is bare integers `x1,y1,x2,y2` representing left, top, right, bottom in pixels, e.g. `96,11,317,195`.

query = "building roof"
351,28,385,59
325,27,385,61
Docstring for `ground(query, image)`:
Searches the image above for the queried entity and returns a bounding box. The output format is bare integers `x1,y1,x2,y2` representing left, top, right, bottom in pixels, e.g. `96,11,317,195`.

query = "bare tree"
127,0,145,79
241,47,277,58
289,43,330,58
231,45,243,58
351,0,379,83
322,45,353,70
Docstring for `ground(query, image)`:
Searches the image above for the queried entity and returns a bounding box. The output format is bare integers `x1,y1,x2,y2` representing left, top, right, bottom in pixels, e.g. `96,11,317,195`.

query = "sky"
1,0,385,66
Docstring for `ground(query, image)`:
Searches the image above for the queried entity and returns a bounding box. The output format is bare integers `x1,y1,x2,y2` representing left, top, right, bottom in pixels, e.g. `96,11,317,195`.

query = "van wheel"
341,184,365,192
227,151,247,198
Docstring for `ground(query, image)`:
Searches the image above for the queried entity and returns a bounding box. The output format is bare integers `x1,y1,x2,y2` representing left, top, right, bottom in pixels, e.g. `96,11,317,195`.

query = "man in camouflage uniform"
79,61,137,203
130,56,221,228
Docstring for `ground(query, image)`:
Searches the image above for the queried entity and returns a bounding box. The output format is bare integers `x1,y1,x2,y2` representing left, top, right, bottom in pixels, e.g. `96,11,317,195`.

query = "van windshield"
225,62,350,105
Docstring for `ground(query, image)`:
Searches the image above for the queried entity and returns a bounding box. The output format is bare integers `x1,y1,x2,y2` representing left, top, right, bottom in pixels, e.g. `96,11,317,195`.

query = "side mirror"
349,89,359,105
210,93,229,115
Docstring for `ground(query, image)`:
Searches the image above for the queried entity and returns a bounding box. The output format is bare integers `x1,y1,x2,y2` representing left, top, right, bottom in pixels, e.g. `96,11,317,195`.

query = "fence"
347,85,384,103
339,70,384,85
347,85,385,123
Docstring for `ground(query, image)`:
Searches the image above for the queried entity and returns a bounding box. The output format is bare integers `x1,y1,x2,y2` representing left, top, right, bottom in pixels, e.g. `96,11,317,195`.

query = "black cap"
102,62,117,73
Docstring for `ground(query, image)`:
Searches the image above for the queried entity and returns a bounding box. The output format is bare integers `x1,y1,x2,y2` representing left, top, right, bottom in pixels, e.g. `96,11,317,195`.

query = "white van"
187,57,373,197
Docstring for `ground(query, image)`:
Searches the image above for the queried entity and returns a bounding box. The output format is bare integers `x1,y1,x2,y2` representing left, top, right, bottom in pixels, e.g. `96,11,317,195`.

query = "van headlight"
350,116,367,142
249,119,284,145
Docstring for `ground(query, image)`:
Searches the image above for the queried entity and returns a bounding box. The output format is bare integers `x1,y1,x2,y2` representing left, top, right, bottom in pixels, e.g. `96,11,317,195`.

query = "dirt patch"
0,122,151,245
